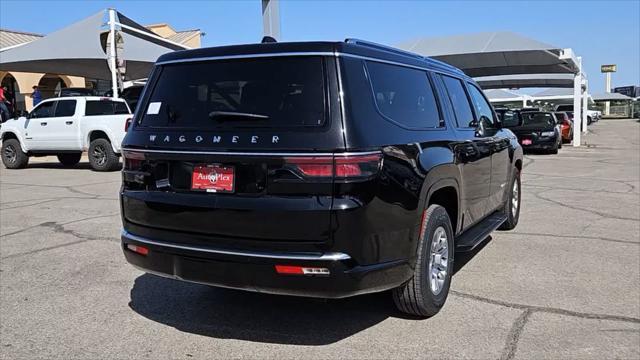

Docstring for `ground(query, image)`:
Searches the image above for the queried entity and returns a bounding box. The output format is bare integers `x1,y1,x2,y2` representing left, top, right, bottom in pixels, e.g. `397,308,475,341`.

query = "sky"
1,0,638,90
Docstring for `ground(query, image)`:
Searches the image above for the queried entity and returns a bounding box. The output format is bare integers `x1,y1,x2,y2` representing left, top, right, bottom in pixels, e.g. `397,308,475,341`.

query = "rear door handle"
40,122,47,126
66,121,73,125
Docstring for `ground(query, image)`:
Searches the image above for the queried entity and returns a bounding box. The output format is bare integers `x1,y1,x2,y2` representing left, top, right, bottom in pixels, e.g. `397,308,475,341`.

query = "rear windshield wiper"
209,111,270,121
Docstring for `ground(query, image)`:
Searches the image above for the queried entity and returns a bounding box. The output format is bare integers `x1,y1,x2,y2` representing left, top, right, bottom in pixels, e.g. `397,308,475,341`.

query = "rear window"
366,61,442,128
85,100,130,116
522,112,555,127
139,57,326,129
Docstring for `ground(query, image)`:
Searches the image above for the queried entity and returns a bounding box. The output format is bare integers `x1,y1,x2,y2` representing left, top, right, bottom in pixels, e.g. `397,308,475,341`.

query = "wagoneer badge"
148,135,280,144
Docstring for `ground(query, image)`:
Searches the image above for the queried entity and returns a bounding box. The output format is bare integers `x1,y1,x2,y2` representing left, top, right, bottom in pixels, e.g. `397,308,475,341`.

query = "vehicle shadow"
24,161,122,171
453,236,492,275
129,274,395,345
128,237,490,345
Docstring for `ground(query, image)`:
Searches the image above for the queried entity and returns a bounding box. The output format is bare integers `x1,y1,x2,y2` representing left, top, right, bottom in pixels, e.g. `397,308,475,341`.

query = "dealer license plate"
191,164,234,193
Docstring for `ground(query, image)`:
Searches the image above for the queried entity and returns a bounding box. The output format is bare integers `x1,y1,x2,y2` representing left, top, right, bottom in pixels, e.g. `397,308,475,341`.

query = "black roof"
155,39,468,79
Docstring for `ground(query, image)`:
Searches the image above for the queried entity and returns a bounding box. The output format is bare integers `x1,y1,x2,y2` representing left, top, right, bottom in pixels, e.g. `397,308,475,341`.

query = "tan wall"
0,71,85,111
147,24,176,38
183,34,201,48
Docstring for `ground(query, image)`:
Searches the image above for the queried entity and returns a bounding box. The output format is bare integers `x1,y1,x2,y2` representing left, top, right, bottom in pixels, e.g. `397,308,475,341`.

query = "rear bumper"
520,135,559,149
121,229,412,298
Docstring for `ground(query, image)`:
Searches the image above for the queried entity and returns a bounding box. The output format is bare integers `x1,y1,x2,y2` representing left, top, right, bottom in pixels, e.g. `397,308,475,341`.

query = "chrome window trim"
154,51,468,80
155,52,338,65
122,148,381,157
121,230,351,261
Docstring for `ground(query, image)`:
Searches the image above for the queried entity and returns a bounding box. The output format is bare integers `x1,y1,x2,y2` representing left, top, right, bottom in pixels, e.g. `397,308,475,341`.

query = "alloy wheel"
92,145,106,166
3,145,17,164
511,179,519,216
428,226,449,295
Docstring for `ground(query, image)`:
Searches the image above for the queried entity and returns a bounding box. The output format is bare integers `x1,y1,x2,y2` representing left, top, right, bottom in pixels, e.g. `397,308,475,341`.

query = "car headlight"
540,131,555,137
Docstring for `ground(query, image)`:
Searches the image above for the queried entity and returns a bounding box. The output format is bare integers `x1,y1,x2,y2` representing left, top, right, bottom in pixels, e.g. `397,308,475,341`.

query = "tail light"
122,150,144,170
284,153,382,179
124,118,133,132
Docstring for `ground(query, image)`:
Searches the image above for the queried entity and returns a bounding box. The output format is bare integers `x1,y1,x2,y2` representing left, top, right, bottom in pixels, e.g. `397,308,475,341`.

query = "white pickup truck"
0,96,131,171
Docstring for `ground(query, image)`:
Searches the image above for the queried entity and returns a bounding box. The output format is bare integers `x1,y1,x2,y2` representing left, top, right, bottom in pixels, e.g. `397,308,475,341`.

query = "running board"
455,211,507,252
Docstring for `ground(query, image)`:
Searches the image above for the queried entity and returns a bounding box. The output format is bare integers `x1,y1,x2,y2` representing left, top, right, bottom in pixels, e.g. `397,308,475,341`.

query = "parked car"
504,110,561,153
57,87,96,97
555,104,599,124
553,111,574,143
0,96,132,171
119,39,523,318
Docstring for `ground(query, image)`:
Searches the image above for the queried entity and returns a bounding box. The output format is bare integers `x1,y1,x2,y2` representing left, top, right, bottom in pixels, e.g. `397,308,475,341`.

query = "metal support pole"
572,60,582,147
582,77,589,134
604,72,611,115
108,9,119,99
262,0,281,40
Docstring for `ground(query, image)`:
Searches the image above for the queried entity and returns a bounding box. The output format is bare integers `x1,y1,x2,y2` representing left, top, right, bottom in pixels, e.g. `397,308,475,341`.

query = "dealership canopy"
475,74,577,90
0,9,188,81
396,32,580,77
591,92,633,102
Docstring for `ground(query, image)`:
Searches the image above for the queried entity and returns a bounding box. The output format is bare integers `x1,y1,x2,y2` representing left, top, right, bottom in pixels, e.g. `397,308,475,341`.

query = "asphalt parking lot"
1,119,639,359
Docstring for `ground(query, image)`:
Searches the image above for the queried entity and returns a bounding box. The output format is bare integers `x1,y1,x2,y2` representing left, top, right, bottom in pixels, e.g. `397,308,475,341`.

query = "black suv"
120,39,523,317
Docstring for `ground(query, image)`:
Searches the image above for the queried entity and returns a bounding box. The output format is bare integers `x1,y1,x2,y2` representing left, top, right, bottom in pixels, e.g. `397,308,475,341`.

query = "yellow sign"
601,64,617,73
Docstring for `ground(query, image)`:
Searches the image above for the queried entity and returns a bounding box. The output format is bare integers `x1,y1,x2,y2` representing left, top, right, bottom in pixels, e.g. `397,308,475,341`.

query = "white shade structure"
0,9,188,82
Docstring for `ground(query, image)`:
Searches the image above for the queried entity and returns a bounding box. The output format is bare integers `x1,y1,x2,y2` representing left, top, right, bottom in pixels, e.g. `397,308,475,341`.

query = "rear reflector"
275,265,330,276
418,209,429,240
125,118,133,132
126,244,149,256
284,153,382,179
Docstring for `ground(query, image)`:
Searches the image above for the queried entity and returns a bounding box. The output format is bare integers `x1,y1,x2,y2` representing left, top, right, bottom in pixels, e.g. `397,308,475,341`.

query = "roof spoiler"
262,36,278,43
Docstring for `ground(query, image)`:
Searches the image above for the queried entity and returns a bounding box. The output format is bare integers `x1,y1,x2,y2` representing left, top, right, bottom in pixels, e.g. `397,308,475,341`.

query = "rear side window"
54,100,77,117
501,110,520,127
366,61,442,128
85,100,130,116
440,75,475,128
114,102,130,114
139,57,326,129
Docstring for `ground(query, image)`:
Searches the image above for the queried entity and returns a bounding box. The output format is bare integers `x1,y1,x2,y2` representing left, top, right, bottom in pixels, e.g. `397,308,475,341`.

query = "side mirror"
475,117,487,137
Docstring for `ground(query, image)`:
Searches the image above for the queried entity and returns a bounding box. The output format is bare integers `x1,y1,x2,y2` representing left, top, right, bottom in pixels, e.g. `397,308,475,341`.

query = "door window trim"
465,82,497,130
438,74,476,131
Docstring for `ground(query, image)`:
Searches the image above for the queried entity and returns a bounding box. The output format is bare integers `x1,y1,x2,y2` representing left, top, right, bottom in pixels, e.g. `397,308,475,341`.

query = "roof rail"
425,57,466,75
345,38,425,61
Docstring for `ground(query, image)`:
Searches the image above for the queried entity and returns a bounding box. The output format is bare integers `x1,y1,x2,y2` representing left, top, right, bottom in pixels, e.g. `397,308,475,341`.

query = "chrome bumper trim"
121,230,351,261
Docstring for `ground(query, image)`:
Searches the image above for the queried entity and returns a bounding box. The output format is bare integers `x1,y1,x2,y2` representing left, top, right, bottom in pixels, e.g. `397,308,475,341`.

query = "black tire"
587,116,592,125
88,138,119,171
393,204,454,318
499,168,521,230
57,153,82,167
558,139,563,149
1,139,29,169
